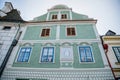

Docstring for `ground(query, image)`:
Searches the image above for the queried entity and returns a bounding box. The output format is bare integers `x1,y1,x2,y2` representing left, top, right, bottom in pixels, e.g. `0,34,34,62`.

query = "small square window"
67,27,76,36
3,26,11,30
17,47,32,62
61,14,67,19
41,28,50,37
52,15,57,20
79,46,94,62
41,47,54,62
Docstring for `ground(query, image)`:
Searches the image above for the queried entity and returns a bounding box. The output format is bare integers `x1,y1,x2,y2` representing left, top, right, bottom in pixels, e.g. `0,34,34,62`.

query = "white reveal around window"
41,47,54,62
17,47,32,62
79,46,94,62
112,47,120,62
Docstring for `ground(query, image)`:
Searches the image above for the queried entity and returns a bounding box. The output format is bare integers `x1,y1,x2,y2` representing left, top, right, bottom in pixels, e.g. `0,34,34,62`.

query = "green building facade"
1,5,114,80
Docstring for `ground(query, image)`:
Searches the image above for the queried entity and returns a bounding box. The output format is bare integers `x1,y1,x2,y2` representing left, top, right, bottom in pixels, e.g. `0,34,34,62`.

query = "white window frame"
40,46,55,63
61,14,68,20
78,46,95,63
16,47,32,62
66,26,77,37
51,14,58,20
112,46,120,63
40,27,51,37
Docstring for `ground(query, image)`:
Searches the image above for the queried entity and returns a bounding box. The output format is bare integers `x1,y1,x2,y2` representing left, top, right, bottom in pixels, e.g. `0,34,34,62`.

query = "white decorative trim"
39,27,51,37
98,43,109,67
93,24,99,39
69,10,72,20
65,25,77,37
56,25,60,40
46,12,50,21
20,26,27,40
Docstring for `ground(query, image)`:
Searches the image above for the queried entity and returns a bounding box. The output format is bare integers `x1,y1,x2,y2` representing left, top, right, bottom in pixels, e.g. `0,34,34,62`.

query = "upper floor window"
112,47,120,62
41,28,50,37
61,14,67,19
52,14,57,20
2,26,11,30
41,47,54,62
79,46,94,62
67,27,76,36
17,47,32,62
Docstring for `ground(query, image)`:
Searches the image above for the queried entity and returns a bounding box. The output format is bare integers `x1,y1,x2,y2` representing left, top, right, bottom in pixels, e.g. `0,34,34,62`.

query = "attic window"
61,14,67,19
3,26,11,30
52,15,57,20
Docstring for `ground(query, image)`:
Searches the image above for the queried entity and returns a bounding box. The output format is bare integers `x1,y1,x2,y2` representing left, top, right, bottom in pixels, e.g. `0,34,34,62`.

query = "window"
3,26,11,30
61,14,67,19
17,47,32,62
79,46,94,62
41,47,54,62
41,29,50,37
112,47,120,62
52,15,57,20
67,27,76,36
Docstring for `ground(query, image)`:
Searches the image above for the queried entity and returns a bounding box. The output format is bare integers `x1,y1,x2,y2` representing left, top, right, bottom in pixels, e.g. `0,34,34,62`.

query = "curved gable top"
49,4,69,10
32,4,94,22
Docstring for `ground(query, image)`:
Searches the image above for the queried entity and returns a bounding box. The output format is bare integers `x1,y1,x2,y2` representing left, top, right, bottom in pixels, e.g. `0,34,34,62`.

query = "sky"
0,0,120,35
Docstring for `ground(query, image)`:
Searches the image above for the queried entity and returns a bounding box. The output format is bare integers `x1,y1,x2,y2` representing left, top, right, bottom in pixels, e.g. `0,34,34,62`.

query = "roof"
0,9,24,22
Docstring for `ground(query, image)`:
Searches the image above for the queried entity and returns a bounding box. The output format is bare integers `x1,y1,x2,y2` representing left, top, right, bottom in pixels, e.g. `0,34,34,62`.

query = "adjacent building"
102,30,120,79
1,4,114,80
0,2,24,77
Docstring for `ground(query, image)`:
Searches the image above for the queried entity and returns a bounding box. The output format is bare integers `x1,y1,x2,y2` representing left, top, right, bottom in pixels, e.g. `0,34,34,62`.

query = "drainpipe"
0,23,21,77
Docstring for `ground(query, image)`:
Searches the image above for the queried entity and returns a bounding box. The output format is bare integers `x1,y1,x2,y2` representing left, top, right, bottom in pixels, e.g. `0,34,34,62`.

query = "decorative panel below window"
41,47,54,62
17,47,32,62
60,47,73,61
79,46,94,62
112,47,120,62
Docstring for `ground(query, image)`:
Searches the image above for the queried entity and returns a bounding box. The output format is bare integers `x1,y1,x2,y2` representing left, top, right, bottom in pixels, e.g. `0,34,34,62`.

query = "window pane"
41,47,54,62
48,48,53,56
79,46,93,62
43,48,48,56
17,47,31,62
67,27,76,36
113,47,120,62
85,48,91,57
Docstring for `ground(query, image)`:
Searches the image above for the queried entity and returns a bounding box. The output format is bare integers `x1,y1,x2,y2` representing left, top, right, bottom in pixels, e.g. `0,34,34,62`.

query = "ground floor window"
79,46,94,62
41,47,54,62
17,47,32,62
112,47,120,62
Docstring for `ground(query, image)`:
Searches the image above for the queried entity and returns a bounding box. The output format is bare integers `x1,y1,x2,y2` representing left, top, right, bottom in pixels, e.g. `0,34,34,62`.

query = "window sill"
115,62,120,65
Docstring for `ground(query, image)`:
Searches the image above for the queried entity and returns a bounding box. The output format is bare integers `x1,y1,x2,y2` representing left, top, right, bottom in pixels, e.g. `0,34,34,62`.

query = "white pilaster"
69,10,72,20
46,12,50,21
56,25,60,40
58,11,61,20
98,43,109,68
